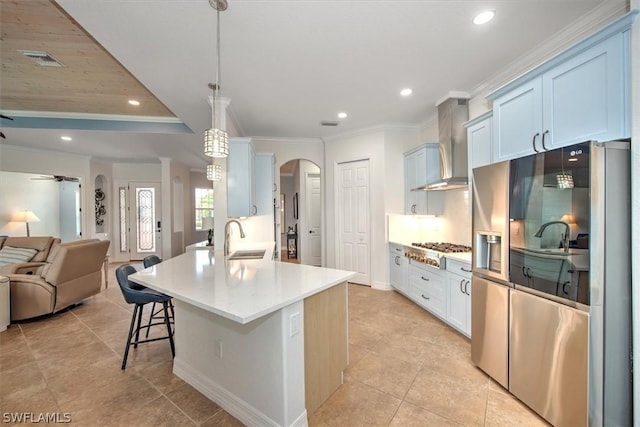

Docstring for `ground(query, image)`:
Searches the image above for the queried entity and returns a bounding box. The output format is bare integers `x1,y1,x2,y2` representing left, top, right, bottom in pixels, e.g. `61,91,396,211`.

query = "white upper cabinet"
254,153,275,216
227,138,256,218
489,14,633,162
493,79,543,161
404,143,444,216
466,111,493,173
542,34,625,148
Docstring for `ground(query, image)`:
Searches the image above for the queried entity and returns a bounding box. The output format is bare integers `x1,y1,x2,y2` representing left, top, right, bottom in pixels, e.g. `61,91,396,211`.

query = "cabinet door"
543,33,626,148
255,153,275,216
227,140,256,218
389,253,408,293
468,116,493,171
447,274,470,337
493,79,543,162
404,144,444,215
404,149,424,214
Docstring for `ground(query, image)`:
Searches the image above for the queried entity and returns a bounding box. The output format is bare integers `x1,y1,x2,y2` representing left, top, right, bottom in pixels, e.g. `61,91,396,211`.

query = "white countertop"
129,250,355,324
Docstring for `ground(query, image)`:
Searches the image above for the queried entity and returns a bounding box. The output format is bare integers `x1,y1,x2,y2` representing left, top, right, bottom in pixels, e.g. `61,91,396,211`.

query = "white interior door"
337,160,370,285
305,173,322,266
129,182,161,260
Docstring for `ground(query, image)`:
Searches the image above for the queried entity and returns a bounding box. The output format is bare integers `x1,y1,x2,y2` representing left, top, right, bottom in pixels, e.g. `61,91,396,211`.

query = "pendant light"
204,0,229,158
207,163,222,181
556,148,574,189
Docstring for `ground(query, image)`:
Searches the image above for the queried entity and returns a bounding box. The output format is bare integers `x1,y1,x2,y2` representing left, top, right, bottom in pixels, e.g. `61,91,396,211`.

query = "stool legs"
145,300,174,338
121,301,175,370
163,300,175,357
122,304,140,370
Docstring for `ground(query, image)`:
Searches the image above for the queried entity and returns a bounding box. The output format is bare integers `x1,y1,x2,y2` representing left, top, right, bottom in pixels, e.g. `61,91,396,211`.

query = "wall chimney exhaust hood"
414,95,469,191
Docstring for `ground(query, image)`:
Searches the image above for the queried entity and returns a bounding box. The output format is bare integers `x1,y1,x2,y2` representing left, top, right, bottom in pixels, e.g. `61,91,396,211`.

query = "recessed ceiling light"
128,99,140,106
473,10,495,25
61,136,72,141
337,112,348,119
400,88,413,97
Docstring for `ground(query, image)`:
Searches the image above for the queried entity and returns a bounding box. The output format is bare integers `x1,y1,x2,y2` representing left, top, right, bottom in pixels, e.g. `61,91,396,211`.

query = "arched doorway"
279,159,322,266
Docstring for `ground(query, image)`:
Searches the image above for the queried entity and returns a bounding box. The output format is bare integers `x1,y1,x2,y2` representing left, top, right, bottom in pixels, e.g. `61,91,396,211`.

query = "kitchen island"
129,249,355,427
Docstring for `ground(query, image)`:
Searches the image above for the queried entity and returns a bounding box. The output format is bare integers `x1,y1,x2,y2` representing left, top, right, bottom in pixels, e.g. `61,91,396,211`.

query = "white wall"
0,172,61,237
0,145,91,239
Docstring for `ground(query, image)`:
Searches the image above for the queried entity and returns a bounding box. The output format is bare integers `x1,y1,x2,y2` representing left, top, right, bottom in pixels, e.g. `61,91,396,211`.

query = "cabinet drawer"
446,259,472,278
409,265,446,318
389,243,405,255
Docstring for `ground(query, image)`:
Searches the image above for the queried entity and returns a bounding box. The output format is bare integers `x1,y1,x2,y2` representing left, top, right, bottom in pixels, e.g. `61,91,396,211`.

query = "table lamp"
202,216,215,246
11,210,40,237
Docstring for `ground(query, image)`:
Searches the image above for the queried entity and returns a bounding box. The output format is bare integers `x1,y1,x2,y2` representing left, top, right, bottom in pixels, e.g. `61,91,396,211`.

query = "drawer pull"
461,267,472,273
421,294,430,300
420,276,430,281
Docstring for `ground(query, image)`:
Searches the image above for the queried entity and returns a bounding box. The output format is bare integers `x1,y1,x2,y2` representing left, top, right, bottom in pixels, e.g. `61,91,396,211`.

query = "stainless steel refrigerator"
471,141,632,427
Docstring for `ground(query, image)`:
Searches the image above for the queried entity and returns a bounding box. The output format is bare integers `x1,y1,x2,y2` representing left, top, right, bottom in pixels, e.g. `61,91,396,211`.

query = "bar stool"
115,264,175,370
142,255,174,338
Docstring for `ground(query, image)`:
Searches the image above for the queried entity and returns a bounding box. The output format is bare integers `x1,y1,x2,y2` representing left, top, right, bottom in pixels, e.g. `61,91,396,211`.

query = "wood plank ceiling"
0,0,175,118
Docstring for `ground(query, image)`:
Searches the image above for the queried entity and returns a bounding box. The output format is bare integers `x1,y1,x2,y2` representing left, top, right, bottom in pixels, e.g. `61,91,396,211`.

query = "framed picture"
293,192,298,219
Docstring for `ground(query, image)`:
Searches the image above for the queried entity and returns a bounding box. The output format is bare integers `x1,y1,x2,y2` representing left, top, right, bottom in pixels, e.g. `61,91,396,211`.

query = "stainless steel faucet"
224,219,246,256
534,221,570,252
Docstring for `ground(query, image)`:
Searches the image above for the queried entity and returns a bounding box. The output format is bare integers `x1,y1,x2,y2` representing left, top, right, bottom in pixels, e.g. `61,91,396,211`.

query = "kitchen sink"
227,249,266,260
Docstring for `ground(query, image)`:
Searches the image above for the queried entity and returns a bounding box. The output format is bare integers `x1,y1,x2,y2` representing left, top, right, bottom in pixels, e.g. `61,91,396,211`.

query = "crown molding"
321,122,421,143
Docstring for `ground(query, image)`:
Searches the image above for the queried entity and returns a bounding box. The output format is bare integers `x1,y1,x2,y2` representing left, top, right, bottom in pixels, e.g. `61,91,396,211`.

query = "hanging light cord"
211,6,222,129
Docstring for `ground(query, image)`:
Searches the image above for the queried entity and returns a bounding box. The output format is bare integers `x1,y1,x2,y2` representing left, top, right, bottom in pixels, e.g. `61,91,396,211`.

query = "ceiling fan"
31,175,80,182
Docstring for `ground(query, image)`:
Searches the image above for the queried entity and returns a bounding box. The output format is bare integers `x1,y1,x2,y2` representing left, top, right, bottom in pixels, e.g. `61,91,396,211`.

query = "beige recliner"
0,236,61,274
7,239,110,321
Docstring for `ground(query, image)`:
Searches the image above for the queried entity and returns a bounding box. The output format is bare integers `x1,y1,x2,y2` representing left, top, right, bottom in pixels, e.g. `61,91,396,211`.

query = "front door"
337,159,370,285
129,182,161,260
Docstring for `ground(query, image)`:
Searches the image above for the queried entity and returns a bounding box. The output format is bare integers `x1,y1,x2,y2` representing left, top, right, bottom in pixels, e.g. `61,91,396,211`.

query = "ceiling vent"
19,50,64,67
320,121,339,127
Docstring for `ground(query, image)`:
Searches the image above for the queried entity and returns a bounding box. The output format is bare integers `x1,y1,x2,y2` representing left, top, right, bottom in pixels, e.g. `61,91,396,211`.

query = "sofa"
7,239,110,321
0,236,61,274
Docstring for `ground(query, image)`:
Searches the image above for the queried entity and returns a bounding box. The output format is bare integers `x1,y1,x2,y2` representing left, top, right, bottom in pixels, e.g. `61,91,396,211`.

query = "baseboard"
371,280,393,291
174,358,308,427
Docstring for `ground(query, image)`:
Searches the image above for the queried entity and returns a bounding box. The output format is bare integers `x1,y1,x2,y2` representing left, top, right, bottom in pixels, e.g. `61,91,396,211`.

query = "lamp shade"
11,210,40,223
202,216,215,230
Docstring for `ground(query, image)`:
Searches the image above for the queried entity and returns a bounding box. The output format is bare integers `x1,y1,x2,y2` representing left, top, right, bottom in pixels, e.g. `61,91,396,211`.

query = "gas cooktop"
410,242,472,253
405,242,472,269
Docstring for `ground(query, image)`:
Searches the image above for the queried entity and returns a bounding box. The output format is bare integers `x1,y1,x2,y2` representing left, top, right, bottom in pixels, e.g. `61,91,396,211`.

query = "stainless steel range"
404,242,472,269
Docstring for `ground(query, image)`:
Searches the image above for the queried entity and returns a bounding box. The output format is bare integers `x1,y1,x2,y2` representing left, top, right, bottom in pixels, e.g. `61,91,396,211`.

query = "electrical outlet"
215,338,222,358
290,312,301,337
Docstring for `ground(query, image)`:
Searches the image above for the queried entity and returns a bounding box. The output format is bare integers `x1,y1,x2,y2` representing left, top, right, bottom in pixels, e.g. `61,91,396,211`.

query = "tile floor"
0,263,548,426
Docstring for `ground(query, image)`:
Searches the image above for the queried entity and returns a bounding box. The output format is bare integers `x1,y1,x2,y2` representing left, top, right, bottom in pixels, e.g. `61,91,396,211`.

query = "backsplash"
388,188,472,246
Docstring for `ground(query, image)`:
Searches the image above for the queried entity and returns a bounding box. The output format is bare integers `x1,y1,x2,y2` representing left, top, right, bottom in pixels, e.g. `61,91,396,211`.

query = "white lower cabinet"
389,244,408,293
446,259,472,337
409,262,446,320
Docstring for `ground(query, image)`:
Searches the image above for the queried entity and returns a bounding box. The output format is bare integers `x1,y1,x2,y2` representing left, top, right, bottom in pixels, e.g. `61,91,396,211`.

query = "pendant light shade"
207,163,222,181
204,128,228,158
